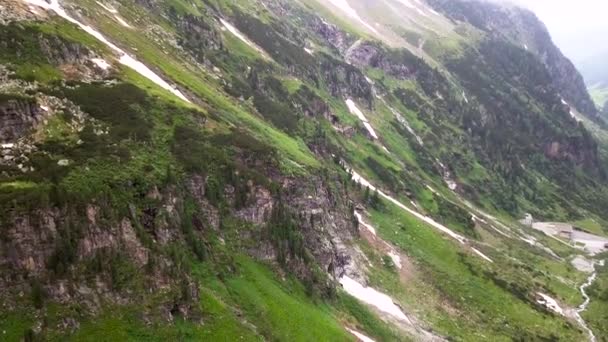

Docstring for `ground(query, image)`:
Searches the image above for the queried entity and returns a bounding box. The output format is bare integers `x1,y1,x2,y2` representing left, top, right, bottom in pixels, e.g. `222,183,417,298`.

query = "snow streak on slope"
25,0,190,103
326,0,379,34
355,210,403,269
350,169,467,244
382,99,424,145
91,58,111,70
472,248,493,263
346,327,376,342
537,292,564,316
346,99,379,139
355,211,376,235
219,18,271,60
96,1,132,28
340,276,412,323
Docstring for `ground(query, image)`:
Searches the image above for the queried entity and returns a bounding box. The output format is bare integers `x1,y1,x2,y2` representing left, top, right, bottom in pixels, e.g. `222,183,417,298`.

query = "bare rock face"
310,16,351,53
320,56,374,109
235,186,274,225
0,210,59,278
345,41,414,80
39,35,94,66
175,13,223,64
544,138,602,175
0,96,46,143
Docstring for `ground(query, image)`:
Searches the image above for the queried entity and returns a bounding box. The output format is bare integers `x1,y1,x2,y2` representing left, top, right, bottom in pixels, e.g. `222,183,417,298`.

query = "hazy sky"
508,0,608,62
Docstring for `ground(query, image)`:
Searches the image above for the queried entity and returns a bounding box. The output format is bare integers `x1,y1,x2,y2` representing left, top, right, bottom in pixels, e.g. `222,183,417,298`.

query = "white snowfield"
346,327,376,342
537,292,564,316
388,250,403,269
326,0,379,34
25,0,190,103
340,275,412,323
219,18,270,59
91,58,111,70
346,99,379,139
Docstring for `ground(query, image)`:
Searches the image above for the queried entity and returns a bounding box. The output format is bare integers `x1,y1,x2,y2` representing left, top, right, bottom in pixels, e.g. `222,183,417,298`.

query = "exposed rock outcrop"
174,13,222,65
0,95,46,142
345,40,415,80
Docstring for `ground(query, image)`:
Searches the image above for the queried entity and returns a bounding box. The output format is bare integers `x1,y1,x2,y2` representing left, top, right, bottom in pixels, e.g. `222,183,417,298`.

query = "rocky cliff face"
427,0,599,120
0,95,45,142
0,164,361,310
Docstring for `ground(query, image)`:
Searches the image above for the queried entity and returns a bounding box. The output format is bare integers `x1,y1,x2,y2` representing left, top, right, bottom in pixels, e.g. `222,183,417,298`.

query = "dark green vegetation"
2,0,608,340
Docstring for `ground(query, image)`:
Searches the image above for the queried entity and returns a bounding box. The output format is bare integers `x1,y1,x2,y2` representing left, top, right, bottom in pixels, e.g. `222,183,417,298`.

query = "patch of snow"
524,44,529,51
1,143,15,149
436,159,457,190
355,211,376,235
345,99,379,139
96,2,131,27
462,91,468,104
40,105,50,112
340,275,411,323
326,0,379,34
96,1,117,14
409,0,441,16
24,0,190,103
446,180,457,191
471,248,493,263
220,18,269,59
57,159,70,166
537,292,564,316
304,47,314,55
91,58,111,70
346,328,376,342
387,251,402,269
28,5,42,15
395,0,429,17
471,214,486,224
521,236,536,246
114,16,132,28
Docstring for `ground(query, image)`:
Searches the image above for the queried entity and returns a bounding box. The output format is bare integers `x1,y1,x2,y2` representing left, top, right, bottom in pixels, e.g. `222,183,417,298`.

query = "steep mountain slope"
1,0,608,341
427,0,600,121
